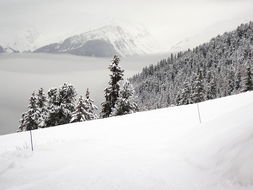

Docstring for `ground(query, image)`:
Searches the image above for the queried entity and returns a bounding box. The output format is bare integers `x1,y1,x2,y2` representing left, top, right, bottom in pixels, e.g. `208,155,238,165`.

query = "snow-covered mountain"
0,45,19,53
0,45,4,53
34,25,155,57
0,28,40,53
1,92,253,189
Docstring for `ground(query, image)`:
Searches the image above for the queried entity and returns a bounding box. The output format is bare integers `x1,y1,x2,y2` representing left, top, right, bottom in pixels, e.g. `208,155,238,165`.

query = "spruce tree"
18,92,40,131
36,88,48,128
241,66,253,92
45,87,59,127
235,70,242,91
71,89,98,122
70,96,88,123
191,70,206,103
206,78,217,100
112,81,138,116
83,88,98,120
176,81,192,105
46,83,77,127
17,113,26,132
101,55,124,118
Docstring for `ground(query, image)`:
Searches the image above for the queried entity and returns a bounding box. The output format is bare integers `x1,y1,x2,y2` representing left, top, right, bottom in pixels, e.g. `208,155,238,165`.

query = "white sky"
1,0,253,50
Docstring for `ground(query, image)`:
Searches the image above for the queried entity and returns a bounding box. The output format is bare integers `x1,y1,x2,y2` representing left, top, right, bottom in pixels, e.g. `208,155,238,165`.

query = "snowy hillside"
1,91,253,189
34,25,155,57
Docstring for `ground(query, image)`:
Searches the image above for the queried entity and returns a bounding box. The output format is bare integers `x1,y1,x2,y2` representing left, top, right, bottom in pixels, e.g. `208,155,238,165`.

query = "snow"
1,91,253,190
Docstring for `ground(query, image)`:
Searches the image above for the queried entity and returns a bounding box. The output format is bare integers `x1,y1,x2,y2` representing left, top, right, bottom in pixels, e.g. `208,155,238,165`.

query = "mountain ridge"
34,25,154,57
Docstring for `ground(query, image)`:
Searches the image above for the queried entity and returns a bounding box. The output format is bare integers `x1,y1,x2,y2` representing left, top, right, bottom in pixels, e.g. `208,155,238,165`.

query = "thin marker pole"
197,103,202,124
30,130,34,151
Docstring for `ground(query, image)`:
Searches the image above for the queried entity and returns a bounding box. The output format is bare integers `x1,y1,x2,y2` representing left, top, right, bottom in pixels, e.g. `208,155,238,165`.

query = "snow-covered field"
0,91,253,190
0,53,164,135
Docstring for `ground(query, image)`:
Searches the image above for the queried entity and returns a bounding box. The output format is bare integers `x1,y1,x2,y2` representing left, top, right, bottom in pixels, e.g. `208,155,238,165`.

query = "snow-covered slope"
34,25,155,57
1,92,253,190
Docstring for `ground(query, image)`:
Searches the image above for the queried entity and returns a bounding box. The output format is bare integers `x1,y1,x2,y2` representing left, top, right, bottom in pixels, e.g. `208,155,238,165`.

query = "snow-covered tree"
70,96,88,123
101,55,124,118
17,113,27,132
36,88,48,128
206,78,217,100
130,22,253,110
112,81,138,116
45,83,77,127
176,81,192,105
83,88,98,120
241,66,253,92
190,70,206,103
18,92,40,131
71,89,98,122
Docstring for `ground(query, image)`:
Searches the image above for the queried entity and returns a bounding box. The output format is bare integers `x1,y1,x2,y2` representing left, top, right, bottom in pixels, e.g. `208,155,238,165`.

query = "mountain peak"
34,24,155,57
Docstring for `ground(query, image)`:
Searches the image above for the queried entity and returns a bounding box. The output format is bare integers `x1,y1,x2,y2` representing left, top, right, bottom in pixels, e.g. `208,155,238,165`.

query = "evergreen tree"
17,113,26,132
176,81,192,105
227,72,235,95
206,78,217,100
46,83,77,127
71,89,98,122
36,88,48,128
45,87,59,127
83,88,98,120
18,92,40,131
70,96,88,123
191,70,206,103
101,55,124,118
112,81,138,116
235,70,242,91
241,66,253,92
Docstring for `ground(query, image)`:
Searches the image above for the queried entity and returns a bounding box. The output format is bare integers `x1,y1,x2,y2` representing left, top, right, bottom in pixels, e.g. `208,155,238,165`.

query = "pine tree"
18,92,40,131
70,96,88,123
36,88,48,128
206,78,217,100
176,81,192,105
101,55,124,118
46,83,77,127
71,89,98,122
17,113,26,132
112,81,138,116
83,88,98,120
241,66,253,92
100,88,111,118
235,70,242,91
191,70,206,103
45,87,59,127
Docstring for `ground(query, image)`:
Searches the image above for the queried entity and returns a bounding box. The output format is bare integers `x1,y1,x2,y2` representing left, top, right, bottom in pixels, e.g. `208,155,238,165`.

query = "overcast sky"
1,0,253,50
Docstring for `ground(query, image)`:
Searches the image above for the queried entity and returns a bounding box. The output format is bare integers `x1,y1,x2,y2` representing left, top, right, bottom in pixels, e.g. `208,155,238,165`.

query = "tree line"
130,21,253,110
18,55,138,132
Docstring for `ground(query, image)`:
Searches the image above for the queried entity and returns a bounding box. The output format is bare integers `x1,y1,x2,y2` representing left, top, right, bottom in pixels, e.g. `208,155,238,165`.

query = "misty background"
1,0,253,51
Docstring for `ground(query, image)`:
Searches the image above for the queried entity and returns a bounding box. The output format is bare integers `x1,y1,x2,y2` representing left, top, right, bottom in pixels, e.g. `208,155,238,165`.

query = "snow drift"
0,92,253,190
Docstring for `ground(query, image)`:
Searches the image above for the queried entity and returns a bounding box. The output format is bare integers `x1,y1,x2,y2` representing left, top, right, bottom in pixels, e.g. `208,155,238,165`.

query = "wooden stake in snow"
197,103,202,124
30,130,34,151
